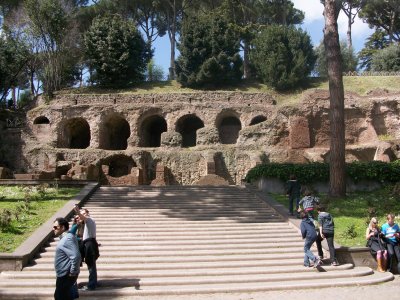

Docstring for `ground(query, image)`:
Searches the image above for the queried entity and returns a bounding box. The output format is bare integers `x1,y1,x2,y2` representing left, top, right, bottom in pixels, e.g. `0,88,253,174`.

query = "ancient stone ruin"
1,89,400,185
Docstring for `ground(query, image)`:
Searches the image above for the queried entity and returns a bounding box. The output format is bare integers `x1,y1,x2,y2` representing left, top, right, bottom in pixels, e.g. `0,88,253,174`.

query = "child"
298,189,319,219
286,174,301,217
317,205,338,266
300,211,322,268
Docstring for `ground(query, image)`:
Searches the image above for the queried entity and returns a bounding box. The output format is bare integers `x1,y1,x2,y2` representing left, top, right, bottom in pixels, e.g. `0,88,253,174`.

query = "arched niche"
33,116,50,125
250,115,267,126
217,114,242,144
176,114,205,147
58,118,90,149
101,155,136,177
139,115,167,147
99,114,130,150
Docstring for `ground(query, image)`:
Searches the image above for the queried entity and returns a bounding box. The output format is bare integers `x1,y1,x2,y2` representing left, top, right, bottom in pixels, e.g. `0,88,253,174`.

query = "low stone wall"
0,182,100,272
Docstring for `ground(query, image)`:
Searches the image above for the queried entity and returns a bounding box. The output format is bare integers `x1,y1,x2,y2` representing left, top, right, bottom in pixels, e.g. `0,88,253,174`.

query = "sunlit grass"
271,185,400,247
0,186,80,253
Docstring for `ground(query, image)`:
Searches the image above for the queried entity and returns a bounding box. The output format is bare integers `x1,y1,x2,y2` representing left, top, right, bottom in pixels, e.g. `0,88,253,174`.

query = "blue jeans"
87,262,97,289
304,238,316,266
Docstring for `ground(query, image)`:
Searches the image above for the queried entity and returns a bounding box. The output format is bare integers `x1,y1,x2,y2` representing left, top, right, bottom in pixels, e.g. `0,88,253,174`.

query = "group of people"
52,205,99,300
286,175,338,268
366,214,400,273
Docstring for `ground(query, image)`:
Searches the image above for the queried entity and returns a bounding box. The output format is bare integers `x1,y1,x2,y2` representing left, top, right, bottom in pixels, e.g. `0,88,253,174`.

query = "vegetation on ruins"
250,25,316,90
0,184,80,252
84,14,150,86
245,161,400,185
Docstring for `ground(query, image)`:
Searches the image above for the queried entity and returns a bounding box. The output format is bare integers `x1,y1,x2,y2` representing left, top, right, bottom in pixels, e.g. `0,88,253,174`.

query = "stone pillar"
151,164,169,186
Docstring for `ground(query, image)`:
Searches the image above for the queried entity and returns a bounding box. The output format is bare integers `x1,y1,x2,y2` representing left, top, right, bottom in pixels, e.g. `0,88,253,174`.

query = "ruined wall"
5,89,400,185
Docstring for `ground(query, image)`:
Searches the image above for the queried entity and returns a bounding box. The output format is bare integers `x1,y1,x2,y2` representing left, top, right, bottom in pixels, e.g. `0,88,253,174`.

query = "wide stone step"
5,264,354,280
0,271,394,299
43,241,305,252
47,236,302,247
38,246,304,258
0,267,374,288
35,252,306,264
24,258,305,272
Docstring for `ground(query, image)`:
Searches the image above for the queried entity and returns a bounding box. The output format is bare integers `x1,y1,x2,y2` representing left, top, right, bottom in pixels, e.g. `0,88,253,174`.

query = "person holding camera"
381,213,400,272
74,206,99,291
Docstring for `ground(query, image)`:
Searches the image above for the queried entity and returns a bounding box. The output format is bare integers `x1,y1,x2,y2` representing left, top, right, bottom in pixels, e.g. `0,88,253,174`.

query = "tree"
341,0,363,49
176,12,242,88
0,34,29,104
371,43,400,72
146,59,165,81
23,0,80,97
220,0,304,79
250,25,316,90
359,0,400,43
314,39,358,77
324,0,346,197
358,30,390,70
84,14,150,86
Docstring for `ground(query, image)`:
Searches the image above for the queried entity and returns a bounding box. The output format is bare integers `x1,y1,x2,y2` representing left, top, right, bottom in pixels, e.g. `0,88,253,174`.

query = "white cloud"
292,0,324,24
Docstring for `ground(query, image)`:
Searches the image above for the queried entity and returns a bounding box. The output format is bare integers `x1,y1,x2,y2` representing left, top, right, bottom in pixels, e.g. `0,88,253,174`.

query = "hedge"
245,161,400,184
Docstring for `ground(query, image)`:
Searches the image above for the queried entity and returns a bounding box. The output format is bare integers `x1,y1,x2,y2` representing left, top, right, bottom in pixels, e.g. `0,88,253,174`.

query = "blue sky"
152,0,374,75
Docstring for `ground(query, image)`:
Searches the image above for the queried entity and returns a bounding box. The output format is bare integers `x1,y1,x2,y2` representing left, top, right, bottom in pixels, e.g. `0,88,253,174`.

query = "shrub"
245,161,400,184
250,25,316,90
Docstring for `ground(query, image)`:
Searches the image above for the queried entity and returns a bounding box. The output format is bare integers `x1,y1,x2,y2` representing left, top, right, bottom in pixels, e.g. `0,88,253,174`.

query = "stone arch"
176,114,205,147
99,113,130,150
58,118,90,149
101,155,136,177
139,115,167,147
250,115,267,126
216,111,242,144
33,116,50,124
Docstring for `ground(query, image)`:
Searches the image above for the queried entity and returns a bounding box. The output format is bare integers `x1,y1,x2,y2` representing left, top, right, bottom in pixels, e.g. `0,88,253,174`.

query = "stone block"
289,117,310,149
0,167,13,179
197,127,220,145
161,131,182,147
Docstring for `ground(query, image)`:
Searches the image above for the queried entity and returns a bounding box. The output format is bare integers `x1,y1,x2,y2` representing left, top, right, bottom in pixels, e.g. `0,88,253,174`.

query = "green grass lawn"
271,185,400,247
0,185,81,253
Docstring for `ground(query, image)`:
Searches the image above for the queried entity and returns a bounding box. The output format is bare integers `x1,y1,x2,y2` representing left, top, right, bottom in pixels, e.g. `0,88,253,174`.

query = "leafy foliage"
245,161,400,184
358,30,390,71
84,14,150,86
250,25,316,90
371,43,400,72
314,40,358,77
176,11,242,88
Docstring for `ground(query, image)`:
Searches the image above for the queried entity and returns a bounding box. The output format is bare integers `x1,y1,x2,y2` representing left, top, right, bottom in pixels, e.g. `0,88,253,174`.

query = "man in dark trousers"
74,207,99,291
53,217,80,300
286,174,301,217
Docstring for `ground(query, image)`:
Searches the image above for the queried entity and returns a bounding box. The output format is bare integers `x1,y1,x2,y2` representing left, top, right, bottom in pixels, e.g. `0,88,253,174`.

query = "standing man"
286,174,301,217
53,217,80,300
74,207,99,291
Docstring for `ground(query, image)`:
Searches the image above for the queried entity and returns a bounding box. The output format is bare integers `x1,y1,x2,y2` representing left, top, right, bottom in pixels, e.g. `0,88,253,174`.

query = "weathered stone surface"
197,127,220,145
161,131,182,147
193,174,229,185
2,89,400,186
289,117,310,149
0,167,13,179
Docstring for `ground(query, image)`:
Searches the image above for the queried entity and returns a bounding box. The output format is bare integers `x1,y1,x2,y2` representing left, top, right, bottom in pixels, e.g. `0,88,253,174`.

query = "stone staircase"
0,186,394,299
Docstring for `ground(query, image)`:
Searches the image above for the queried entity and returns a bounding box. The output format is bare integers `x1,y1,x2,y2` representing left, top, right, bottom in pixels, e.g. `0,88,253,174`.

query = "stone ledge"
0,182,100,272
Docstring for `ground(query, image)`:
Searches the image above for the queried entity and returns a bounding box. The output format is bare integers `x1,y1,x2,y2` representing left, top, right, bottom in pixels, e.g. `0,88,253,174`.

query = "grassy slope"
0,186,80,252
272,185,400,247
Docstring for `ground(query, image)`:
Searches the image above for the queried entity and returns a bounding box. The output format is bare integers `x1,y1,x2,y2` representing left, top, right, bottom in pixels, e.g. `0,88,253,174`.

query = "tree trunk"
347,12,352,49
168,0,176,80
243,42,250,79
324,0,346,198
